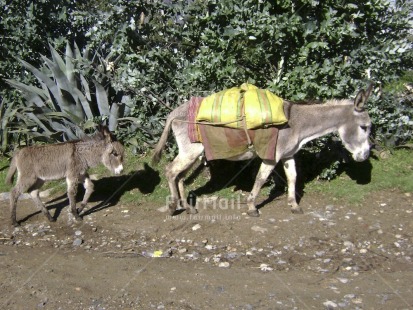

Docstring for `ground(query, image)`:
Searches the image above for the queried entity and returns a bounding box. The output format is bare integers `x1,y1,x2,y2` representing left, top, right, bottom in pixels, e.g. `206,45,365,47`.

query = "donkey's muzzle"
114,164,124,175
352,149,370,162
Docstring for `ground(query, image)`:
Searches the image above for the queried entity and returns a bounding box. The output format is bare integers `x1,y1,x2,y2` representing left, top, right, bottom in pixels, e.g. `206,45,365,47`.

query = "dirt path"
0,189,412,309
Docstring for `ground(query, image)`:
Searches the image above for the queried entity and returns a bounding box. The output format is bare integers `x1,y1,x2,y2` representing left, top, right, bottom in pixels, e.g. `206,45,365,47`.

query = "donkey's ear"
100,125,113,142
364,82,374,101
355,83,374,112
354,89,366,112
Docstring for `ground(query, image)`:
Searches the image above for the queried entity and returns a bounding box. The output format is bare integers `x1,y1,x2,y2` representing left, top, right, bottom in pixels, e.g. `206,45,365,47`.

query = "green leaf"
94,80,110,116
73,88,94,119
65,41,77,89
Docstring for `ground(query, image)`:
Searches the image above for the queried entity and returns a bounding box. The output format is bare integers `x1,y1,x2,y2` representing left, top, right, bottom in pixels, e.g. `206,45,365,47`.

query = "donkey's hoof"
291,206,303,214
48,217,56,222
77,204,86,214
186,207,198,215
169,205,177,216
247,209,260,217
74,214,83,222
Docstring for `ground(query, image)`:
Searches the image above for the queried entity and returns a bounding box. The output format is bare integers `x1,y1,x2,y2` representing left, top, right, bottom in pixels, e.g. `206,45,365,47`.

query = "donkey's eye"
360,125,368,131
112,152,118,157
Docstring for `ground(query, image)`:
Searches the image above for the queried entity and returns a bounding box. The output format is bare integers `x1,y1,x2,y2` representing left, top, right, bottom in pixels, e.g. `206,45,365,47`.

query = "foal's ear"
99,125,113,142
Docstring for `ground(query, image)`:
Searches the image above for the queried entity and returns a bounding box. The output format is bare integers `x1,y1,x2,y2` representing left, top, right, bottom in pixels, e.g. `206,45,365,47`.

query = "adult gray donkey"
6,125,124,226
152,84,373,217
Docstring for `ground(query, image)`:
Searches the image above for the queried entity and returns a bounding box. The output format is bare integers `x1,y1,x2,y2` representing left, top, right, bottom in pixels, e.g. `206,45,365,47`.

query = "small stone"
343,241,354,250
157,206,169,212
205,245,214,250
259,263,273,271
92,227,97,232
251,225,267,233
73,238,83,246
75,230,82,236
178,248,187,254
218,262,230,268
359,249,367,254
352,297,363,304
323,300,337,308
316,251,325,257
192,224,201,231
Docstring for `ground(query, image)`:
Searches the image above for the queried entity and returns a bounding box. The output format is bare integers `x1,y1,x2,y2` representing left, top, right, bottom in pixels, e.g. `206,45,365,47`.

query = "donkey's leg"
29,179,55,222
9,187,20,227
66,177,82,222
77,174,94,214
177,160,201,215
282,157,303,214
166,150,203,216
246,161,276,217
9,174,37,227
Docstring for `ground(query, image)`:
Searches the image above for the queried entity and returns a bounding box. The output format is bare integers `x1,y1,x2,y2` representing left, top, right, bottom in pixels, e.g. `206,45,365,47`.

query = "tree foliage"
1,0,412,159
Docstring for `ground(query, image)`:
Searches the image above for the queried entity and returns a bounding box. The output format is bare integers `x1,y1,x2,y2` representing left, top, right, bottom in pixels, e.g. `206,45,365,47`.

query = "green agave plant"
6,41,129,142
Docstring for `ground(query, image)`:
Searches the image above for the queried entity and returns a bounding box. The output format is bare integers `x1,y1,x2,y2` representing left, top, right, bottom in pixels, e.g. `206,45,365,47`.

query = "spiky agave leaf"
94,80,110,116
18,58,67,111
5,79,46,107
65,41,77,90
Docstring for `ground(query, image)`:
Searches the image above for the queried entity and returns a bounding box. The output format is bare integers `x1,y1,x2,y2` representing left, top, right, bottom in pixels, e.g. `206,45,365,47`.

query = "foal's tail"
152,114,175,166
5,154,18,185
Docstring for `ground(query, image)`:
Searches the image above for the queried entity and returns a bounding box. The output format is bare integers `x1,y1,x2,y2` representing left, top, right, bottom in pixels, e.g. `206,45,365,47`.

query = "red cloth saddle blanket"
187,97,279,161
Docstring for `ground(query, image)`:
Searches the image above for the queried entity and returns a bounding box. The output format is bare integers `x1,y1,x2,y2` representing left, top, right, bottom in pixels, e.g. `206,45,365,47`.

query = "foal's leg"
9,173,36,227
9,187,21,227
29,179,55,222
77,174,94,214
246,161,276,217
66,177,82,222
282,157,303,214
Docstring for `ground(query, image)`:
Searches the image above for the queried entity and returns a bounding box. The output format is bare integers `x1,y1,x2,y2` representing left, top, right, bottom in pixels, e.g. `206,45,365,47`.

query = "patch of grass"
0,156,11,193
306,149,413,203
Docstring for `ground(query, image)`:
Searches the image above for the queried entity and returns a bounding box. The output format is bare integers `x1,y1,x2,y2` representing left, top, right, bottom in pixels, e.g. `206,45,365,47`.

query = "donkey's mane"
291,99,352,106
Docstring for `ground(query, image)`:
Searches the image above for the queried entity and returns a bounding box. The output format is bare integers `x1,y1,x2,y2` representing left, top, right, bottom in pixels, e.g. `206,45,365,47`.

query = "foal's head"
97,126,125,175
338,84,373,162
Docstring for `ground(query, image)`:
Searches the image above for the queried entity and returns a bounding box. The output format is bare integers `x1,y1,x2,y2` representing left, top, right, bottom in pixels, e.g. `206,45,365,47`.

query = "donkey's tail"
5,154,18,185
152,115,175,166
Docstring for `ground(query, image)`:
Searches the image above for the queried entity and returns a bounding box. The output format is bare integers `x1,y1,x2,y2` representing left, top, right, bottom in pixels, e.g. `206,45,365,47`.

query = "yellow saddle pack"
196,83,287,129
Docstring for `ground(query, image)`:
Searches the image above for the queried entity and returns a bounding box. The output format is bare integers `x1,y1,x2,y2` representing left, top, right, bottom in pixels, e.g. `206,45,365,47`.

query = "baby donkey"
6,125,124,226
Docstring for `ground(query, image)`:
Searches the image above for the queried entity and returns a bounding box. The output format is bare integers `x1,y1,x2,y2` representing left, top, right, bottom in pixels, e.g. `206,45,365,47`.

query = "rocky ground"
0,186,412,309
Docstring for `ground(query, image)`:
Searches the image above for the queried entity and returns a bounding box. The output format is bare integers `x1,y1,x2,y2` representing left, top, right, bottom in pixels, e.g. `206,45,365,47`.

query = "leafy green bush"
369,92,413,148
1,0,412,179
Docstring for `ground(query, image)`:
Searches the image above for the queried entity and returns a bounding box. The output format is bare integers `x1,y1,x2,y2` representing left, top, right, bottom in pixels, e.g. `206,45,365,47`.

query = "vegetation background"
0,0,412,180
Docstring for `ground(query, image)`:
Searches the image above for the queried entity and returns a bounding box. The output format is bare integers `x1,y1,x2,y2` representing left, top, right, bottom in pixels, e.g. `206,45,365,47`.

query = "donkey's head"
338,84,373,162
98,126,125,175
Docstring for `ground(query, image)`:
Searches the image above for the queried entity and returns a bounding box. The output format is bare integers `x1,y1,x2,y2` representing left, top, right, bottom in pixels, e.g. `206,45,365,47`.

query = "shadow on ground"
18,163,160,224
182,147,373,211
